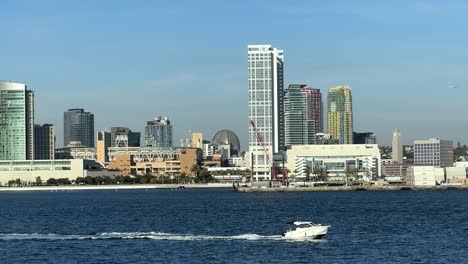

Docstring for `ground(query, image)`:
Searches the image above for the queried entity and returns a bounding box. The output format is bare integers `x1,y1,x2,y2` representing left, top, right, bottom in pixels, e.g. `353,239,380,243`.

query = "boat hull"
283,225,329,239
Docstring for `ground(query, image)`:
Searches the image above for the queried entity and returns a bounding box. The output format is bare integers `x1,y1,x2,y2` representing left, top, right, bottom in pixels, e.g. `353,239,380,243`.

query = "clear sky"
1,0,468,149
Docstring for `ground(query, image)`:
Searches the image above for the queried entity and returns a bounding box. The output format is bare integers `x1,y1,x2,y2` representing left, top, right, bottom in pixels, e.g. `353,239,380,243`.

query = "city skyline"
2,1,468,149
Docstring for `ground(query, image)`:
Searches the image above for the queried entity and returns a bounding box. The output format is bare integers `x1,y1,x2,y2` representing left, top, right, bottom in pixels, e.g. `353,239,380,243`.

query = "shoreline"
0,183,233,192
235,185,468,192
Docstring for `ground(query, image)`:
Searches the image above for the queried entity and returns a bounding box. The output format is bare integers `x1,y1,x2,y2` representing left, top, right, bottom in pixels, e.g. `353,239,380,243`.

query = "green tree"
35,176,43,186
47,178,57,185
305,166,312,182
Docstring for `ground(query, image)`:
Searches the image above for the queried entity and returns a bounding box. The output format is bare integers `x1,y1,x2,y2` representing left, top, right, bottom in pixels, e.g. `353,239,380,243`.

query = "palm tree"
305,166,312,182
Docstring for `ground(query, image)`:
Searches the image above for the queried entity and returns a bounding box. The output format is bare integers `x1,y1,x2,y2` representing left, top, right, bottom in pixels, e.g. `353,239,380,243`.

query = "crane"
249,120,276,181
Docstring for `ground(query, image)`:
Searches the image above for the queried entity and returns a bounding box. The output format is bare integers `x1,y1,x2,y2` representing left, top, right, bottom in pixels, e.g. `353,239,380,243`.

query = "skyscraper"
392,128,403,163
327,86,353,144
284,84,315,145
248,44,284,179
64,109,95,147
145,116,173,147
34,124,55,160
0,81,34,160
301,87,323,133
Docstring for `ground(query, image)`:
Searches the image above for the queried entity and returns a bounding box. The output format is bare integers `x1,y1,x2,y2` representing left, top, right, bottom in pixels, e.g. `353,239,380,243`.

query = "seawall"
0,183,232,192
235,185,468,192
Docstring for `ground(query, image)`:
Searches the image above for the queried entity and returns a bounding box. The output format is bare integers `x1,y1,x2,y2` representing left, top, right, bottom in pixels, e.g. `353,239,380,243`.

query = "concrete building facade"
0,159,101,185
287,144,381,181
34,124,55,160
0,81,34,160
414,138,453,167
406,166,444,186
191,132,203,149
64,108,94,148
248,44,284,179
392,128,403,163
107,147,201,176
327,86,353,144
96,130,111,164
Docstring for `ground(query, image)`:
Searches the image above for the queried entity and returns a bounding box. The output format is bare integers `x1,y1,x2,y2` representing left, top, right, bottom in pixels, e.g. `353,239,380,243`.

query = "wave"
0,232,324,242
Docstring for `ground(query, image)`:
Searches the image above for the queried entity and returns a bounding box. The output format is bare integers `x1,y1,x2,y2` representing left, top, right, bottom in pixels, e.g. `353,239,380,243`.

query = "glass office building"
64,108,95,147
0,81,34,160
328,86,353,144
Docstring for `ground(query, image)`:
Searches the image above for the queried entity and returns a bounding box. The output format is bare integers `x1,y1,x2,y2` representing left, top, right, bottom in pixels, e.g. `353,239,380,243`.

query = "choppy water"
0,189,467,263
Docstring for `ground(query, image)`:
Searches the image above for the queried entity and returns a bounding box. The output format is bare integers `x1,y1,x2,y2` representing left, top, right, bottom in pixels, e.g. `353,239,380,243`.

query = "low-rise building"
382,162,409,177
107,147,201,176
0,159,103,185
286,144,381,181
406,166,444,186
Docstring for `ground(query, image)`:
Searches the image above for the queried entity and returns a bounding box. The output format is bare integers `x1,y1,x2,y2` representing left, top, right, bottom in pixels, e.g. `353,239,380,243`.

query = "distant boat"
282,221,330,239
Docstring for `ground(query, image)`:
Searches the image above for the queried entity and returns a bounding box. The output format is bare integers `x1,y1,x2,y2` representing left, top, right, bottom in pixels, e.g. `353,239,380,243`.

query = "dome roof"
212,129,240,156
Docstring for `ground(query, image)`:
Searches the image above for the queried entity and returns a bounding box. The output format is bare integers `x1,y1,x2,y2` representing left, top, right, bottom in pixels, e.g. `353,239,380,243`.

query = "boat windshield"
297,223,313,228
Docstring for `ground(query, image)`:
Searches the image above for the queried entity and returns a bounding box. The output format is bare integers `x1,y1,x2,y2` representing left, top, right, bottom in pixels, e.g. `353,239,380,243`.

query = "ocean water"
0,188,467,263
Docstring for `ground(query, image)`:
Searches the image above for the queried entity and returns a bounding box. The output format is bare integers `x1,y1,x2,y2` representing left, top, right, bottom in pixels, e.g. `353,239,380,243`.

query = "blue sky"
1,0,468,148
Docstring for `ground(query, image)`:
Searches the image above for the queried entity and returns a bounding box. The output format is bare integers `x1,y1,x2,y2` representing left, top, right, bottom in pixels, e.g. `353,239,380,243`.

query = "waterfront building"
381,162,409,177
353,132,376,144
301,86,323,133
0,81,34,160
286,144,381,181
34,124,55,160
248,44,284,179
107,147,201,176
96,130,111,164
0,159,108,185
392,128,403,163
414,138,453,167
64,108,94,148
191,132,203,149
284,84,315,146
406,166,444,186
145,116,173,147
327,86,353,144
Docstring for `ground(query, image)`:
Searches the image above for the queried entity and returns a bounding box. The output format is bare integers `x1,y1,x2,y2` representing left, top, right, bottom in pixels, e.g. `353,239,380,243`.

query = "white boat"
282,221,330,239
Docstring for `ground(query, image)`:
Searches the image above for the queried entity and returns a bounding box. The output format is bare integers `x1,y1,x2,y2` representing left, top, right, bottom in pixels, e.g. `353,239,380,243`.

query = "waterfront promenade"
235,185,468,192
0,183,232,192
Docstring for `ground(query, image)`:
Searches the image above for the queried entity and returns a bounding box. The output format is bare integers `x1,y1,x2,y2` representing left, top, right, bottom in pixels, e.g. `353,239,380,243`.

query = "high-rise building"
353,132,377,144
64,108,94,147
392,128,403,163
414,138,453,168
110,127,140,147
145,116,173,147
301,87,323,133
34,124,54,160
284,84,315,145
96,130,111,163
0,81,34,160
327,86,353,144
191,132,203,149
248,44,284,179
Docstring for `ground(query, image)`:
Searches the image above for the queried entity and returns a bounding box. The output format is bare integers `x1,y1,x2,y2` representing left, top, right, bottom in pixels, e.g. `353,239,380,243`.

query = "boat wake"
0,232,325,242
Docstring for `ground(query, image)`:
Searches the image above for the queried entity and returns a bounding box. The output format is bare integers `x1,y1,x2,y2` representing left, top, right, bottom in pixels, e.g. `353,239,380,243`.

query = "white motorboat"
282,221,330,239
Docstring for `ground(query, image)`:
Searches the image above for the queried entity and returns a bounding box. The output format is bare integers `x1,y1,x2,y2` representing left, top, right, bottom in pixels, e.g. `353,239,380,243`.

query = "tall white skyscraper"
392,128,403,163
248,44,284,180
